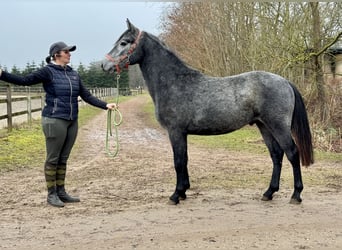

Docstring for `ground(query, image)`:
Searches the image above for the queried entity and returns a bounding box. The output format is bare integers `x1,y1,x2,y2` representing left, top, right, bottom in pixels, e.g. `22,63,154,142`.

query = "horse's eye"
120,41,128,46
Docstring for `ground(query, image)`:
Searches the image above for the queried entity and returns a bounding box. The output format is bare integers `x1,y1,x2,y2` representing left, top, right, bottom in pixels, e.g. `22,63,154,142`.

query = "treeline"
160,2,342,152
0,61,129,89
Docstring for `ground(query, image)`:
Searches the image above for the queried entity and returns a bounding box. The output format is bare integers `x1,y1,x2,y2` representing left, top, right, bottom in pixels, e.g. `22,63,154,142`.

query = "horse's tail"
290,83,314,166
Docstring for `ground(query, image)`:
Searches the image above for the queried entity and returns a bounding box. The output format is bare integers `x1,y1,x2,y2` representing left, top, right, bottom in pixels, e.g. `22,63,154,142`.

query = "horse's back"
221,71,295,114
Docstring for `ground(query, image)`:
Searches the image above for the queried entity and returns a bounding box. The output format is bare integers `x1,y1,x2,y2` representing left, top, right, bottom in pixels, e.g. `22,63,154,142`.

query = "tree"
10,65,21,75
22,61,38,75
161,2,341,75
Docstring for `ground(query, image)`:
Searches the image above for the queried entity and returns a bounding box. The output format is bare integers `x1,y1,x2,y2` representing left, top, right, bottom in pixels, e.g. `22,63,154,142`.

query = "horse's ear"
126,18,138,32
126,19,134,30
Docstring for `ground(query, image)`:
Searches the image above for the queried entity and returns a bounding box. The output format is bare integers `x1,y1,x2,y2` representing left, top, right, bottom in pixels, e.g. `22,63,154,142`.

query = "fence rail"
0,85,117,131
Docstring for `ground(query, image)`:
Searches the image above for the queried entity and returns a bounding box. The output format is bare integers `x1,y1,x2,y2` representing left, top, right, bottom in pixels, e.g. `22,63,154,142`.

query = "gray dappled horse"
102,19,314,205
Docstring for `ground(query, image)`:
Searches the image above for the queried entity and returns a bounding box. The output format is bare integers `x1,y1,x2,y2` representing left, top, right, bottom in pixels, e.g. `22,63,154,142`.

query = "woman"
0,41,117,207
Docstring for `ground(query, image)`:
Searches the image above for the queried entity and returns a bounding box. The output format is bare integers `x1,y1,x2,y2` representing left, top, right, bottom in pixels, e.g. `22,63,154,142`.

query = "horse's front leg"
168,130,190,205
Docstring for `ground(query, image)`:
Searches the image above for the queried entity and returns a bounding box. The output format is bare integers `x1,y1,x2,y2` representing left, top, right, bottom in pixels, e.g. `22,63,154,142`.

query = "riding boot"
45,162,64,207
56,164,80,203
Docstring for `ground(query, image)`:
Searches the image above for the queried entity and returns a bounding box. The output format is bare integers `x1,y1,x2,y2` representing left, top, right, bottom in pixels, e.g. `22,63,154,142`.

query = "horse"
102,19,314,205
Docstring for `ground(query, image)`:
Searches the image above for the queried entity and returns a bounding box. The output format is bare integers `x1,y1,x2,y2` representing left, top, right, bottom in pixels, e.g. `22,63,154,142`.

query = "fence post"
27,87,32,125
6,84,12,132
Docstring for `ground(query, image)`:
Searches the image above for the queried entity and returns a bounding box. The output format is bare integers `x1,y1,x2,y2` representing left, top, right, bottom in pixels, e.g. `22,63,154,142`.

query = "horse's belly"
187,119,247,135
188,128,238,136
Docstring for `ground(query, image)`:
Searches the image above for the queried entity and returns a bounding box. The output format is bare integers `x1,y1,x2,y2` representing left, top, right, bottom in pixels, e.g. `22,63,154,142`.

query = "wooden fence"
0,85,117,131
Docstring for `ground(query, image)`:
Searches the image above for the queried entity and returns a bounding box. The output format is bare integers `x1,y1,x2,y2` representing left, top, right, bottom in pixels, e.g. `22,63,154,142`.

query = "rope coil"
105,74,122,157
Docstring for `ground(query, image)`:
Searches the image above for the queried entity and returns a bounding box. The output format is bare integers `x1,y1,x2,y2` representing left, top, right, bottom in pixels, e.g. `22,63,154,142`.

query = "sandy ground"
0,95,341,250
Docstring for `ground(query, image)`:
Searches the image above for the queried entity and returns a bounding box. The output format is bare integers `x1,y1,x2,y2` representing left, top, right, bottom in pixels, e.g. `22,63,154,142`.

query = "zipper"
53,98,58,113
64,68,73,120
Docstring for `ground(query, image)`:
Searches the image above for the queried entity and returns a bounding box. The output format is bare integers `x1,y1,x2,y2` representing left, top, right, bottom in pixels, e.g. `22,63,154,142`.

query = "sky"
0,0,174,70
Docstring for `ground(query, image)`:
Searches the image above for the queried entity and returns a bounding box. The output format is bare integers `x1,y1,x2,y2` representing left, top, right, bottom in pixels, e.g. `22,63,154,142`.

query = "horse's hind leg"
168,130,190,205
285,142,303,204
263,124,304,204
257,123,284,201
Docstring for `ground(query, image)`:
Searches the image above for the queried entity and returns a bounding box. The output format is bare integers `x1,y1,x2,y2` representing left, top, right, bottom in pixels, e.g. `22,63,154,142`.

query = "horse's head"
102,19,143,74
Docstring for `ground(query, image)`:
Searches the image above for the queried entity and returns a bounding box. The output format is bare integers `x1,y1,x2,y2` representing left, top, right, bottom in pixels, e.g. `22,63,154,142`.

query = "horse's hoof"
179,193,187,200
169,195,179,205
290,197,302,204
261,195,272,201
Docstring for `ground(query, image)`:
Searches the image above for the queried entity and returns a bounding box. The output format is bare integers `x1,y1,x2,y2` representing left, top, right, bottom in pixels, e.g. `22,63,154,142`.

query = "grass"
0,122,45,171
188,128,267,155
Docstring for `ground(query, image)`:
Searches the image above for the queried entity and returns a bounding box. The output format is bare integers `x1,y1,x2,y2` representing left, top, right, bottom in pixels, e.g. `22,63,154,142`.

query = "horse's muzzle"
101,60,115,73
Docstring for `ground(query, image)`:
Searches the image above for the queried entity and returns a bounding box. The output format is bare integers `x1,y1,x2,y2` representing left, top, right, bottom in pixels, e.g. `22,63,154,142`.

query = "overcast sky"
0,0,173,69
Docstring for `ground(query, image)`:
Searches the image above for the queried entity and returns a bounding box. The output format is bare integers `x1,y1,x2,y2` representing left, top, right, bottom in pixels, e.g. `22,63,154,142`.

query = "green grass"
188,128,267,155
0,122,45,171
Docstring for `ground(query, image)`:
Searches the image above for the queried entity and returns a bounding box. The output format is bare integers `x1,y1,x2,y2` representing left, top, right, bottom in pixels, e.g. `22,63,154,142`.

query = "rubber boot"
45,162,64,207
56,164,80,203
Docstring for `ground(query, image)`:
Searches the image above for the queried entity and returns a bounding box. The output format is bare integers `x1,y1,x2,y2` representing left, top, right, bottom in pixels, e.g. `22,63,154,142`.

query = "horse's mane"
144,32,202,77
145,32,172,53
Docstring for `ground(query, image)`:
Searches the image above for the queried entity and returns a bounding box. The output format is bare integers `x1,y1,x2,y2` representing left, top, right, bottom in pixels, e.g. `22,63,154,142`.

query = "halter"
105,30,143,75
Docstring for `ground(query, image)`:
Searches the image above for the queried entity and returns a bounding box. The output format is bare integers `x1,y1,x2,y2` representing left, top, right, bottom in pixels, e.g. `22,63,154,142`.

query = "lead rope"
105,74,123,157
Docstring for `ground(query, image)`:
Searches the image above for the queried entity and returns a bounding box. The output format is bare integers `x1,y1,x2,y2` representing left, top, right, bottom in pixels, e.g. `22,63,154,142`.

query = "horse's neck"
139,35,199,102
140,39,187,79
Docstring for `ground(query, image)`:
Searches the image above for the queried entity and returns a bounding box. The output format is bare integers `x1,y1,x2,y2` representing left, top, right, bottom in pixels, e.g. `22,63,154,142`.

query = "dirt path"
0,95,341,250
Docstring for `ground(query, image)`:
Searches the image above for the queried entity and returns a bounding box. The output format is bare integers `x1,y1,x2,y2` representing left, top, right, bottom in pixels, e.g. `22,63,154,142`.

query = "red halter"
106,30,143,75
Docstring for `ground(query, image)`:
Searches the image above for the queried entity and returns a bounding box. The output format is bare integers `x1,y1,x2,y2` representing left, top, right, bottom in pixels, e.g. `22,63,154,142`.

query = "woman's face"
55,50,71,65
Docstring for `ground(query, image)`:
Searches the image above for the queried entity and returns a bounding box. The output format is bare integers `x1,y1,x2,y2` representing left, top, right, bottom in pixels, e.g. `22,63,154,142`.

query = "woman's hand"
106,103,118,110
